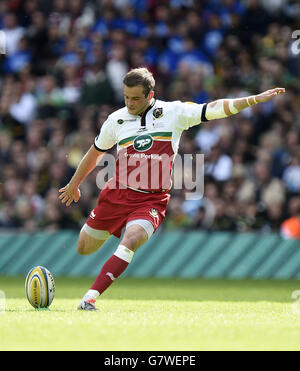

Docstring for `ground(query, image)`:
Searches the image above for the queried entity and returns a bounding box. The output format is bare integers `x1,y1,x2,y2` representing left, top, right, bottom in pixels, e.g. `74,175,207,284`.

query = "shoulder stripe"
151,132,172,138
119,135,138,146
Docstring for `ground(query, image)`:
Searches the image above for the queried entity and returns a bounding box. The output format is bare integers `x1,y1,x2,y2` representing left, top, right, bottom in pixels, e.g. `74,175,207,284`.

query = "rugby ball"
25,266,55,309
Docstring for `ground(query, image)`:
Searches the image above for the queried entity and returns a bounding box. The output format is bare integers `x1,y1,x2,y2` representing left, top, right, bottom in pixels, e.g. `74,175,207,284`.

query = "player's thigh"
77,225,111,255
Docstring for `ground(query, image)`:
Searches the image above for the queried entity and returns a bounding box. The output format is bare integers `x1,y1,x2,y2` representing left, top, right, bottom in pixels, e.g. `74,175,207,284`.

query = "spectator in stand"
281,199,300,241
204,144,233,182
3,12,25,56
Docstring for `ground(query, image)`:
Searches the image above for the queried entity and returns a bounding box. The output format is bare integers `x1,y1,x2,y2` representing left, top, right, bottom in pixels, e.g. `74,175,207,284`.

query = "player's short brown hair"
123,68,155,97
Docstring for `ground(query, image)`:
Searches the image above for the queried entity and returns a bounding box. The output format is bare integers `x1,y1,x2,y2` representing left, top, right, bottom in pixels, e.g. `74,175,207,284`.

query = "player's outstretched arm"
59,145,105,207
205,87,285,120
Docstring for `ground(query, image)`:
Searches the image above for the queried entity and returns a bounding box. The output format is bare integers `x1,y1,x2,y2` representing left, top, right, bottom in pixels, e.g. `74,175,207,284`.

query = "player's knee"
121,228,148,251
77,240,87,255
77,237,94,255
77,236,106,255
124,235,139,250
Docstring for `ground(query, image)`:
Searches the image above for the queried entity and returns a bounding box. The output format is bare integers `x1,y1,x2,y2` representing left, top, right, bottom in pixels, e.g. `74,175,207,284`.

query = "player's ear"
148,90,154,101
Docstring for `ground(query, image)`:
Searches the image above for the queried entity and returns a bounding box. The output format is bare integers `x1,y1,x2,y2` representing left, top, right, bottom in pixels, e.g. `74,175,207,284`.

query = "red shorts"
86,178,170,238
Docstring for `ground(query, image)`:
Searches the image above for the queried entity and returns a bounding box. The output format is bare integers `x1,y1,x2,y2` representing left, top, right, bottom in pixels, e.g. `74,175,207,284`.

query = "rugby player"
58,67,285,310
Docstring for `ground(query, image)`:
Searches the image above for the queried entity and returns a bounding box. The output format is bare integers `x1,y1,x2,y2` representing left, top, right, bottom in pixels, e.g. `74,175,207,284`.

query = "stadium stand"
0,0,299,236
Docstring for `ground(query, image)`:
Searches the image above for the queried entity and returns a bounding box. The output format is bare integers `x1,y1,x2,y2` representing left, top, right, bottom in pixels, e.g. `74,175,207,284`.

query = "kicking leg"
78,220,154,310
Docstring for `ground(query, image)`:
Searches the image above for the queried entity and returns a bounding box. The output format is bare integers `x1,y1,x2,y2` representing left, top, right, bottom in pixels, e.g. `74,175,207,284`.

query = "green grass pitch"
1,276,300,351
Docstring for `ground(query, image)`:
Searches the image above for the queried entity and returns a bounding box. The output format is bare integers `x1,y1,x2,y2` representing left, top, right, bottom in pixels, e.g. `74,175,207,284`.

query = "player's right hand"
58,183,81,207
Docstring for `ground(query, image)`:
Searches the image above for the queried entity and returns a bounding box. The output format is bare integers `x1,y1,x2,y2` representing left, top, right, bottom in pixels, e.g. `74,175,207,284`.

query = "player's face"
124,85,154,116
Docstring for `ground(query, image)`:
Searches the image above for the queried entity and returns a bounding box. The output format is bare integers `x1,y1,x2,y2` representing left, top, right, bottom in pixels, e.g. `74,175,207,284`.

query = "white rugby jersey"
94,99,208,193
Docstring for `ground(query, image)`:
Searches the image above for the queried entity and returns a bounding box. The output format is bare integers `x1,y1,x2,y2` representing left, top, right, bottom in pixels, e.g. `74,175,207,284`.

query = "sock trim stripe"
114,244,134,263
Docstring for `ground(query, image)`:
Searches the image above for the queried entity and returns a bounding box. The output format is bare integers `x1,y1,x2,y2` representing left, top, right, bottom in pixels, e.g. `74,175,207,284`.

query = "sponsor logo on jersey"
117,118,137,124
133,134,153,152
137,127,148,133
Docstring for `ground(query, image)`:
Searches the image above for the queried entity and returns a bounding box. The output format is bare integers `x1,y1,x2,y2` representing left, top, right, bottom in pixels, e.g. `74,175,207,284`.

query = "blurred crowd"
0,0,300,238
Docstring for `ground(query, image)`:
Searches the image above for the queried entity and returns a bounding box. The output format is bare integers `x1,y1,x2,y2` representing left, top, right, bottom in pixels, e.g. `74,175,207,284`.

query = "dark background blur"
0,0,299,238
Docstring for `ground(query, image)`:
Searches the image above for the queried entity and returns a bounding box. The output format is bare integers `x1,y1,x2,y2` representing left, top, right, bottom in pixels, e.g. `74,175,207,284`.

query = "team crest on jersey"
117,119,124,125
149,208,158,218
133,134,153,152
153,108,163,119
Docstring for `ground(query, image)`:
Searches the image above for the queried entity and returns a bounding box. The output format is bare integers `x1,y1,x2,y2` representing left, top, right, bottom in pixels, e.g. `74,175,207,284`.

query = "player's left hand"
255,87,285,103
